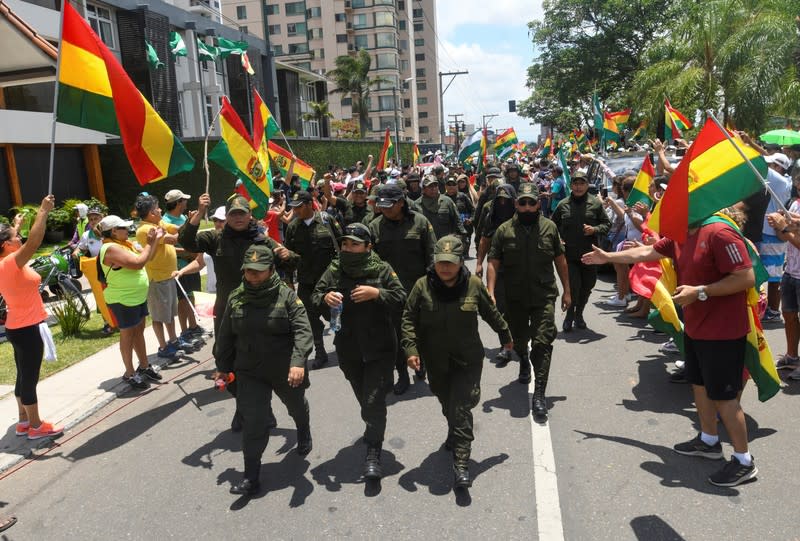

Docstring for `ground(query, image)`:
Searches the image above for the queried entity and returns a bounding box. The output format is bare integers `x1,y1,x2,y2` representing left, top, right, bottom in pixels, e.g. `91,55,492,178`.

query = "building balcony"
188,0,217,17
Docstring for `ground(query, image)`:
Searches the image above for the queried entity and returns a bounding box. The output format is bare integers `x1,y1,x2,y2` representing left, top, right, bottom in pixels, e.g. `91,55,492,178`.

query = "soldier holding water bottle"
312,223,406,481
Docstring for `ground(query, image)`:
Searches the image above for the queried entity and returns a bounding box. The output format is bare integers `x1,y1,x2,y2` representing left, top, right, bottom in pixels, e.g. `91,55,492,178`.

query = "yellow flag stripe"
140,92,176,180
688,138,761,190
59,41,112,97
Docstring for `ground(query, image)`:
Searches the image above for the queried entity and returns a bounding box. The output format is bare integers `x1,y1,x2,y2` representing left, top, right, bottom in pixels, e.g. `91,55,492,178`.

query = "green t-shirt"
99,243,149,306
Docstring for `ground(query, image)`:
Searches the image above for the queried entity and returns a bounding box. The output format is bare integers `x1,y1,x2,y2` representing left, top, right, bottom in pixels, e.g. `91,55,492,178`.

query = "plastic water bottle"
330,303,343,333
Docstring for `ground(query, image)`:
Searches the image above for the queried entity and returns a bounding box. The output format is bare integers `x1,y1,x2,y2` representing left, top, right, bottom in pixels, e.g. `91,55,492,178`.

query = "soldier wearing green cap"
214,244,314,496
413,175,467,241
401,235,513,489
312,223,406,480
487,183,571,422
551,169,610,331
284,190,344,369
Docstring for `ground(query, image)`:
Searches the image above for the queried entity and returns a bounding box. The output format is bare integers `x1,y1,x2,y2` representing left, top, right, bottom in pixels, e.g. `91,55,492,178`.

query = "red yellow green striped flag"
479,128,488,173
377,127,394,170
56,2,194,185
648,119,766,242
494,127,519,159
626,155,655,208
629,257,684,354
607,108,632,127
208,97,270,218
664,99,692,141
537,136,551,158
268,141,315,188
603,112,621,142
412,143,420,166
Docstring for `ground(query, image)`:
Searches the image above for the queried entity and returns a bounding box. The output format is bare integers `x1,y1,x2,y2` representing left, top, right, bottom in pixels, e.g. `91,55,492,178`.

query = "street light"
392,76,414,167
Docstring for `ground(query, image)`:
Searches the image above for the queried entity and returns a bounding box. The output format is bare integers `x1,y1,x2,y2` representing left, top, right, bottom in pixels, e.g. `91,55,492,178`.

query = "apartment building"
226,0,441,144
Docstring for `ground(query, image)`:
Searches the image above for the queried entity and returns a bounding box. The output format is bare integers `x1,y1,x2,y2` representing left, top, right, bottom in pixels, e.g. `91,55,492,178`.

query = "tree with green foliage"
328,50,387,138
301,101,333,138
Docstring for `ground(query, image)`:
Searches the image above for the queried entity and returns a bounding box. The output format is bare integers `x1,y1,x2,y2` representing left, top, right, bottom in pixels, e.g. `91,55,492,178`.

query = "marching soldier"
487,183,571,421
444,175,475,253
414,175,467,241
402,236,512,488
214,245,313,496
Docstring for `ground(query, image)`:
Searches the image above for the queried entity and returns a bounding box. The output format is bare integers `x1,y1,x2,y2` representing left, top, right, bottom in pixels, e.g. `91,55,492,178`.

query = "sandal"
0,515,17,533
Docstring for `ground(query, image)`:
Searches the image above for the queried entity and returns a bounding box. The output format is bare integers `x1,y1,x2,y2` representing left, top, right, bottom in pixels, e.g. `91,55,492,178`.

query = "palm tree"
629,0,798,134
301,101,333,138
328,49,388,138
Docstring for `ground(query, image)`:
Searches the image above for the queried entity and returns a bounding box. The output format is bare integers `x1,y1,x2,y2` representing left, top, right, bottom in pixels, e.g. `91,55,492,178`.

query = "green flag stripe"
56,83,119,135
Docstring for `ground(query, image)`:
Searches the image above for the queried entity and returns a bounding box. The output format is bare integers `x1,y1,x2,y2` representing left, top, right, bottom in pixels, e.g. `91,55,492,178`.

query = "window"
417,97,427,105
376,32,395,48
335,13,346,22
336,34,348,43
297,62,311,70
268,24,281,35
404,118,412,128
288,43,309,54
353,14,367,28
341,97,352,106
413,22,423,32
417,81,427,90
205,96,214,129
398,1,405,8
376,53,396,69
379,117,394,131
236,5,247,19
378,95,395,111
398,20,406,30
412,8,423,18
400,59,409,71
287,22,306,36
374,11,394,26
86,4,115,49
415,53,425,61
308,28,323,39
419,126,429,134
377,75,398,89
354,35,368,49
398,39,407,50
177,93,187,129
416,68,425,78
316,48,325,58
272,44,283,55
374,0,394,4
414,38,424,46
403,98,410,108
265,4,279,15
285,1,306,15
419,111,428,118
238,26,248,33
306,6,321,17
215,57,224,75
352,0,365,6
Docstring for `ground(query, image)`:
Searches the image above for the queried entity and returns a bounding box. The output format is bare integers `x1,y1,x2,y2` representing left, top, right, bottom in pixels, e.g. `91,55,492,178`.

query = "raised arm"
12,195,55,269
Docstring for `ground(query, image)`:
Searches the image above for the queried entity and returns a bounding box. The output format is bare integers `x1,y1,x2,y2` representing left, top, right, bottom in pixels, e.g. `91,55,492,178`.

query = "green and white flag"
145,40,164,69
217,37,249,58
557,148,571,189
458,129,483,164
197,39,218,61
169,31,187,58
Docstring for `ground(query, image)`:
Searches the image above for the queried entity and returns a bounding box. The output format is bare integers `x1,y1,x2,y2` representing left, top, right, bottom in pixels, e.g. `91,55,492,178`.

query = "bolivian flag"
57,2,194,185
494,127,518,159
626,155,655,208
607,108,631,127
268,141,315,188
649,120,766,243
377,127,394,170
538,136,551,158
664,99,692,141
412,143,420,166
603,112,621,142
629,257,684,355
208,97,270,218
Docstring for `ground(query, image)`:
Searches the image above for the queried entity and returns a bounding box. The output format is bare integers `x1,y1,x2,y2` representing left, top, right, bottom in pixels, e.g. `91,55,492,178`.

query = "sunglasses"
517,200,538,207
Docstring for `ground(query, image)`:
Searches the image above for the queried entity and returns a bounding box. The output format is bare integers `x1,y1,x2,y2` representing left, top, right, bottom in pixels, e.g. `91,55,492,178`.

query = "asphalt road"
1,264,797,540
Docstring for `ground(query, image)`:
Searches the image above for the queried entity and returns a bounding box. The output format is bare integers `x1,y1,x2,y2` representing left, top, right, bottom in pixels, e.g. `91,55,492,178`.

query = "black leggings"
6,323,44,405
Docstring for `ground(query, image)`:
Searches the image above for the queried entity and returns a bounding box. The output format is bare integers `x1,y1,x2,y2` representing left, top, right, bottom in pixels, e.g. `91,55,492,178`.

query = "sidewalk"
0,314,214,473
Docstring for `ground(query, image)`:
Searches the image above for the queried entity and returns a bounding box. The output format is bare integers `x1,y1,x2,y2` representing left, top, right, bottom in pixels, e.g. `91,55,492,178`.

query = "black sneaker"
123,373,150,390
669,368,688,384
708,456,758,487
137,365,162,382
673,434,723,460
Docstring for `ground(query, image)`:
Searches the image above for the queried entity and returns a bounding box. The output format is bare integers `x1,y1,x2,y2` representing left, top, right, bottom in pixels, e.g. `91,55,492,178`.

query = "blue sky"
434,0,544,143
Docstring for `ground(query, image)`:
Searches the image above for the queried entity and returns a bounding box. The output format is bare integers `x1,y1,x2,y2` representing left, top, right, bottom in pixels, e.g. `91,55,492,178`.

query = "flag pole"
705,109,789,214
47,0,68,195
203,106,223,196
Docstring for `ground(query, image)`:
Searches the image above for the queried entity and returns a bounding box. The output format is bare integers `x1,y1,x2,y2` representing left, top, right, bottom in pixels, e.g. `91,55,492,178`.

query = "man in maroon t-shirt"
582,220,759,487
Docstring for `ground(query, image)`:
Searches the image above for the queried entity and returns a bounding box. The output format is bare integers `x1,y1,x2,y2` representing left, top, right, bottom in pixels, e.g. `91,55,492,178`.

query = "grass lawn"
0,313,124,386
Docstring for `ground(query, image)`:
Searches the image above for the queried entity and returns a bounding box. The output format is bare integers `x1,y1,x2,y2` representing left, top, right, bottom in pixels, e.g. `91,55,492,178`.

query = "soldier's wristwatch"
697,286,708,301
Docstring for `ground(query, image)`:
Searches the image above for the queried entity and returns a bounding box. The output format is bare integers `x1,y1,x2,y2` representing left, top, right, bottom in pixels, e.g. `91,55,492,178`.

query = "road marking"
529,384,565,541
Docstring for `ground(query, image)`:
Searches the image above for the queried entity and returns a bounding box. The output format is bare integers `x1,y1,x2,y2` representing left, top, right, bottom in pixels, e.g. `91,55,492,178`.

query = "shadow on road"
310,440,404,494
398,447,509,503
558,328,607,344
386,379,434,405
219,451,314,510
575,430,743,496
482,381,530,418
630,514,687,541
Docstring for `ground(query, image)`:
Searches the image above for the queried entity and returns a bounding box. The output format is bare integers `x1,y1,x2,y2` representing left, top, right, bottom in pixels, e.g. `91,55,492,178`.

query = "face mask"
339,250,370,275
517,210,539,225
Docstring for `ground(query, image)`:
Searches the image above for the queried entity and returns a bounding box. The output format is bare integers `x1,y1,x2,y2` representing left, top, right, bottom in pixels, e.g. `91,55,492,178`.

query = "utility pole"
448,113,463,150
439,70,468,152
393,86,401,167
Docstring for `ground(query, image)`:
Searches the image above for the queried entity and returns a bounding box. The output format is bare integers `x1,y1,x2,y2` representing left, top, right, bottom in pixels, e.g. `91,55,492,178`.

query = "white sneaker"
605,296,628,307
660,340,680,354
675,360,685,369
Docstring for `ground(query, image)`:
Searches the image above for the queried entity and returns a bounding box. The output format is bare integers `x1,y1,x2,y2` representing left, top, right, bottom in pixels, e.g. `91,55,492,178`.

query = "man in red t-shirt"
582,219,758,487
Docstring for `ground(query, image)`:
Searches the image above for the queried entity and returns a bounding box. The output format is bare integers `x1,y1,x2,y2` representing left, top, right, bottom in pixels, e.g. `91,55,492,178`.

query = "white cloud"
435,0,544,40
437,39,539,142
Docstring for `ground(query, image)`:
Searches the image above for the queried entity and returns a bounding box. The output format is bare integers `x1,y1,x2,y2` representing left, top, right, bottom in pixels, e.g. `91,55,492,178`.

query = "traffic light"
508,100,516,112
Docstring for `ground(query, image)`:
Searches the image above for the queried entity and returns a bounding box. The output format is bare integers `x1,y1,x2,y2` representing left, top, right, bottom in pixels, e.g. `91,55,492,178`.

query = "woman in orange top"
0,195,63,440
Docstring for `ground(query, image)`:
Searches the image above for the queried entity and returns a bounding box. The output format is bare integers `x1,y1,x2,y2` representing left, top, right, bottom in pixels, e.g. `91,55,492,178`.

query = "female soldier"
312,223,406,480
401,235,513,489
214,244,314,496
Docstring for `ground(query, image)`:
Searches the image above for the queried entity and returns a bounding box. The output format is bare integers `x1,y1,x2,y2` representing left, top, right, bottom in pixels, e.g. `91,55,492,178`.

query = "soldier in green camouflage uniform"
214,245,314,496
402,236,512,489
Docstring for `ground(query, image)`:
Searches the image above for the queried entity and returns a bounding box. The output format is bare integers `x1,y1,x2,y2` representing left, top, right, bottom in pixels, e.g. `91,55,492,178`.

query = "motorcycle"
0,246,90,327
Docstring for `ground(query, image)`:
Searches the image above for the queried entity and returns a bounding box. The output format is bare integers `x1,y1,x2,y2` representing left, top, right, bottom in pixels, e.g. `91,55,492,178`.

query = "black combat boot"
495,349,512,367
563,306,575,332
311,347,328,370
453,460,472,488
231,458,261,495
574,305,587,330
393,370,410,395
296,425,313,456
518,353,532,384
363,445,383,480
531,382,548,422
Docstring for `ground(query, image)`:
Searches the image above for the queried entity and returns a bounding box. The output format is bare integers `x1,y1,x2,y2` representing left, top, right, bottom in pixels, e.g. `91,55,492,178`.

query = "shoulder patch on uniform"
391,272,398,279
296,299,304,306
428,224,433,231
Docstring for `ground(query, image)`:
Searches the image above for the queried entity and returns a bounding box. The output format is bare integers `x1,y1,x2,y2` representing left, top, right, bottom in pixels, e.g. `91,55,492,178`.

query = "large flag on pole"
377,127,394,170
664,99,692,141
458,129,483,164
494,128,519,159
56,2,194,185
537,135,552,158
268,141,315,188
592,92,604,149
603,112,621,142
557,148,571,189
169,31,187,58
648,120,767,242
208,97,270,218
607,108,631,127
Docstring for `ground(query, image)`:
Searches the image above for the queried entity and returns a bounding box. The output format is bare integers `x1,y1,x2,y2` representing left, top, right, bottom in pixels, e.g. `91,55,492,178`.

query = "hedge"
99,137,413,216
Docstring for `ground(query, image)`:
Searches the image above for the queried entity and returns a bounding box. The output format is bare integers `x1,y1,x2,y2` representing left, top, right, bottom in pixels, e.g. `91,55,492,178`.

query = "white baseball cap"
212,206,226,221
98,215,133,232
765,153,791,171
165,189,191,203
